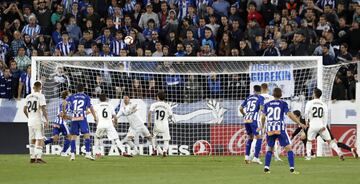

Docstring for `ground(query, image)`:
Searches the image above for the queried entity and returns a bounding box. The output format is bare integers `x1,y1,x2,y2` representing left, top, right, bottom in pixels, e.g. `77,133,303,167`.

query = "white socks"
29,144,35,159
330,140,342,156
306,141,312,157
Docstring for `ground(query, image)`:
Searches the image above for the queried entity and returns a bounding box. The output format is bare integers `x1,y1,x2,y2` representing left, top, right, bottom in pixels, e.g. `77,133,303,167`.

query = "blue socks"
44,138,53,145
62,139,71,153
245,139,253,156
85,138,91,152
254,139,262,158
265,151,272,168
287,151,295,169
70,140,76,153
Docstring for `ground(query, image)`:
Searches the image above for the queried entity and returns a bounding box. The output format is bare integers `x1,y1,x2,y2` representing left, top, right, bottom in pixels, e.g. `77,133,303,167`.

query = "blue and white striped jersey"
262,100,289,135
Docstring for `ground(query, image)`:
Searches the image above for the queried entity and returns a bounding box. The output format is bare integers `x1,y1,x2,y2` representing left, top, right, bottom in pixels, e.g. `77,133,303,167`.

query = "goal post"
31,56,343,156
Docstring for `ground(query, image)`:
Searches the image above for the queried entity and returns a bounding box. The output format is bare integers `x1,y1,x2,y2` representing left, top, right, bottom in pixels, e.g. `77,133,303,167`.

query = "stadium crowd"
0,0,359,100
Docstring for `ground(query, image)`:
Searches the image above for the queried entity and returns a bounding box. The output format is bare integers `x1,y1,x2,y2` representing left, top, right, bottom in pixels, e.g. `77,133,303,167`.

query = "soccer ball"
124,36,134,45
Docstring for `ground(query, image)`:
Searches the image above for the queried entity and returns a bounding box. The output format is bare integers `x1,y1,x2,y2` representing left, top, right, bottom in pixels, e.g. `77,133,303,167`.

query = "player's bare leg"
274,141,283,161
29,139,36,163
94,136,102,159
245,135,254,164
122,136,139,156
351,147,358,159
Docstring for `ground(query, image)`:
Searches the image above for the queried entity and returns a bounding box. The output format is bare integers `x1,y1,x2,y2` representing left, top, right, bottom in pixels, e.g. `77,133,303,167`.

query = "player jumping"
44,90,71,156
24,81,49,163
240,85,264,164
148,91,174,157
117,95,152,156
304,88,344,161
93,94,132,158
260,88,306,174
68,84,98,161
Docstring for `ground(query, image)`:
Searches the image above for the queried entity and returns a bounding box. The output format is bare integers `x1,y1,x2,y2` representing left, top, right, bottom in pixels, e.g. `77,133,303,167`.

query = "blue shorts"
70,120,90,135
266,131,291,148
52,123,70,136
245,122,260,136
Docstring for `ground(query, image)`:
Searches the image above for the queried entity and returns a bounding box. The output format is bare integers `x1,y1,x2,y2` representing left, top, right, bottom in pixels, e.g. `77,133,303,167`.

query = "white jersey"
305,99,328,127
94,102,116,128
25,92,46,126
117,102,144,129
149,101,173,133
260,93,274,104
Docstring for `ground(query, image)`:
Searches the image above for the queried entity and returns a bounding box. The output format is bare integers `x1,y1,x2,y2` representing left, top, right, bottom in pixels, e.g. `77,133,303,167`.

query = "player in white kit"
250,83,282,161
304,88,344,160
93,94,131,158
117,95,152,155
148,91,174,157
23,81,49,163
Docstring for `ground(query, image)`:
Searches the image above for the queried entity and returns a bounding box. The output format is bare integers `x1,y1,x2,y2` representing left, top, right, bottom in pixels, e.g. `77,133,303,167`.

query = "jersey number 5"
27,101,38,112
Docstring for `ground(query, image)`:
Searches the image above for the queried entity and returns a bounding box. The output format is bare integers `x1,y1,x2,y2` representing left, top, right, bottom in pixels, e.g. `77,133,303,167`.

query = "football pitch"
0,155,359,184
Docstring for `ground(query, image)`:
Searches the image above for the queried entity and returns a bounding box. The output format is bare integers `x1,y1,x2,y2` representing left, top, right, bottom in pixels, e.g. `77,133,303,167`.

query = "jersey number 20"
312,107,324,118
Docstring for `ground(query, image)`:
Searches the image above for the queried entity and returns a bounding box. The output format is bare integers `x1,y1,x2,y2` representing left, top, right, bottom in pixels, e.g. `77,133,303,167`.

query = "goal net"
31,56,342,156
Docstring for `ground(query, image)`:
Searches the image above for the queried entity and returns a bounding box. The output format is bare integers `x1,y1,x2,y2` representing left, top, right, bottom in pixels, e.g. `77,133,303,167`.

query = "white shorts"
307,125,331,141
153,130,171,141
127,125,151,138
96,126,119,140
28,124,44,140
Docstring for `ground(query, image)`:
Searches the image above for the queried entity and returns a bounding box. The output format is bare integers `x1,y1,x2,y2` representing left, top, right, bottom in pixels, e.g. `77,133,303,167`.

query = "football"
124,36,134,45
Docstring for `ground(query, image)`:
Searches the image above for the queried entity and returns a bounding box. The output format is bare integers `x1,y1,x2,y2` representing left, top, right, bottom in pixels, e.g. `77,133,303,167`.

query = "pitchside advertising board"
0,98,358,155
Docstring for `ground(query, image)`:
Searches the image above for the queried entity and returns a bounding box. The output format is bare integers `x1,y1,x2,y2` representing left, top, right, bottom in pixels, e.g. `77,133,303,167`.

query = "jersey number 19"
155,110,165,120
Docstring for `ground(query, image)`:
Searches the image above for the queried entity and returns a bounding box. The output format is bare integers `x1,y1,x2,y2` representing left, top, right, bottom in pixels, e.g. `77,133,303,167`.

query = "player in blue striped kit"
240,85,264,164
67,84,98,161
44,91,71,156
260,88,306,174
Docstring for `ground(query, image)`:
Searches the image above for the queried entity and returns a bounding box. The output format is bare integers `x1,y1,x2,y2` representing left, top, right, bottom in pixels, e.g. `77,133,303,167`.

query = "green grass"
0,155,359,184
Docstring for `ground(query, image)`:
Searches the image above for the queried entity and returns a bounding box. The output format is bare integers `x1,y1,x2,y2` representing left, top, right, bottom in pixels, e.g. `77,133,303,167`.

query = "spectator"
279,39,291,56
185,5,199,26
52,22,64,46
184,74,203,102
111,6,123,31
17,65,31,100
201,28,216,50
22,4,36,23
51,4,65,26
96,28,113,45
68,2,81,24
153,42,164,57
322,43,336,65
138,4,160,29
166,32,179,55
175,43,186,56
74,44,87,56
33,35,50,56
0,40,9,64
35,0,52,35
313,36,335,57
83,5,101,32
332,74,347,100
182,30,200,53
0,67,15,99
14,47,31,71
111,31,126,56
55,32,76,56
207,73,221,98
198,44,216,56
100,43,113,57
163,9,179,34
260,0,276,24
3,3,23,23
145,79,157,99
231,48,240,56
217,16,230,41
263,39,280,56
289,32,309,56
133,3,142,24
230,19,244,45
21,15,41,40
197,17,207,40
23,34,33,56
185,44,196,56
228,5,242,25
212,0,230,16
178,18,197,41
337,43,353,62
247,2,266,28
0,61,4,76
79,30,96,55
239,40,256,56
165,68,182,101
347,70,356,100
131,79,143,98
206,15,220,37
347,22,360,55
143,19,160,40
218,32,234,56
66,16,82,44
90,43,100,56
